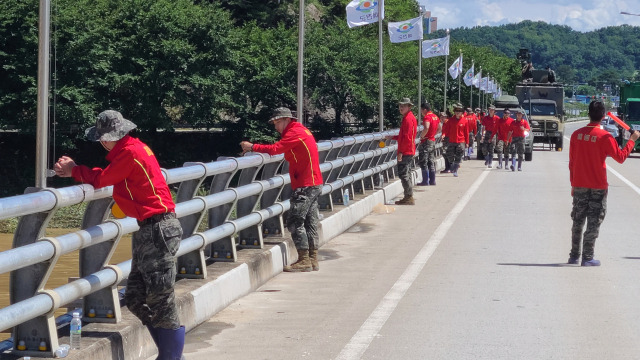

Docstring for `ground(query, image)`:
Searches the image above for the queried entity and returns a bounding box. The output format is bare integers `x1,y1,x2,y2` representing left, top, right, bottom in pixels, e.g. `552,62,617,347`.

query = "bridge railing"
0,127,441,357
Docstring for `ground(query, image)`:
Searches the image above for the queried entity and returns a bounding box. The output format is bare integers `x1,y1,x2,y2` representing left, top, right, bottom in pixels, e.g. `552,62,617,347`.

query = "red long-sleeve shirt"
72,135,175,221
508,119,530,139
421,112,440,142
496,117,514,142
569,123,635,189
442,116,469,144
466,114,478,135
482,115,499,133
392,111,417,155
253,121,323,190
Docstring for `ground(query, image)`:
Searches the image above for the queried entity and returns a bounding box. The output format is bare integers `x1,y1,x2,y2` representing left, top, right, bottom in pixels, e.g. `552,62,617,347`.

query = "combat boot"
309,249,319,271
284,249,312,272
395,196,415,205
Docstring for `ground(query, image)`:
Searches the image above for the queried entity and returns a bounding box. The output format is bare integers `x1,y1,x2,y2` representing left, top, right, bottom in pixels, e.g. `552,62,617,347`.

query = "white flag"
473,70,482,88
388,16,423,43
480,77,488,91
448,55,462,79
346,0,384,28
463,65,474,86
422,36,449,58
488,80,495,93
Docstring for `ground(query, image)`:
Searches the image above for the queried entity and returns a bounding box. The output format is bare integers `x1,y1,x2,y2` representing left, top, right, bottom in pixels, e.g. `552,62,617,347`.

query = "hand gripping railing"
0,127,440,357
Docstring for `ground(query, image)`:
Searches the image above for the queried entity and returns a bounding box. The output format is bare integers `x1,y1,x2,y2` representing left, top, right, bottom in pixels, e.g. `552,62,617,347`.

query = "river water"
0,230,132,340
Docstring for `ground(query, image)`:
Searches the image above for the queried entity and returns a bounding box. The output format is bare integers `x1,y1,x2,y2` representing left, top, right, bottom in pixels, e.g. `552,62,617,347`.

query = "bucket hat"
85,110,137,142
398,98,413,106
269,107,297,123
453,103,464,111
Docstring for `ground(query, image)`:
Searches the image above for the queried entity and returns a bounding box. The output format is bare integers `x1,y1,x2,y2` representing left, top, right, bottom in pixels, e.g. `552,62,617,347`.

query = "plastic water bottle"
55,344,70,358
70,312,82,349
343,189,350,206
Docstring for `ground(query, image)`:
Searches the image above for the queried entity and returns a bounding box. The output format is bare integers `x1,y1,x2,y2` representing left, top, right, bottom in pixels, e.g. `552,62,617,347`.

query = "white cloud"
418,0,640,32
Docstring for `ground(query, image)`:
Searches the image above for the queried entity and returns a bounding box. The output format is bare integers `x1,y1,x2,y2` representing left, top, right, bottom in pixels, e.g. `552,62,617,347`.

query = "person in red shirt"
441,103,469,177
241,107,324,272
481,105,500,168
416,102,442,186
464,107,478,161
385,98,417,204
507,109,531,171
54,110,186,359
568,101,639,266
495,109,514,169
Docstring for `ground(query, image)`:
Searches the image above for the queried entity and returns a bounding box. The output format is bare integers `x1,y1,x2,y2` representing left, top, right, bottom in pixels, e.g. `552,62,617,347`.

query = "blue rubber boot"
417,169,429,186
428,169,436,185
581,259,601,267
155,326,186,360
147,325,160,347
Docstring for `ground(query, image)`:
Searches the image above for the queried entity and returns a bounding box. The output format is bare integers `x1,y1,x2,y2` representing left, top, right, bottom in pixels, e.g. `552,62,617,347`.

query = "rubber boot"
497,154,503,169
284,249,312,272
309,249,319,271
451,163,459,177
487,154,493,168
511,158,516,171
147,325,160,347
428,169,436,185
417,169,429,186
155,326,185,360
518,158,522,171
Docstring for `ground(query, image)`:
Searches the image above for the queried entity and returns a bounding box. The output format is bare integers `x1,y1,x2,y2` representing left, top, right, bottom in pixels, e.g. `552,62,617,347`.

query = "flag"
488,80,494,93
346,0,384,28
388,16,423,43
473,70,482,88
422,36,449,58
449,55,462,79
463,65,474,86
480,77,488,91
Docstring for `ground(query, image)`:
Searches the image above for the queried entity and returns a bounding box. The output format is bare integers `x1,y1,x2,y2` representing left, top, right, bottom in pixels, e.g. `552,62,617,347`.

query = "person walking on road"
465,107,478,161
568,100,640,266
241,107,324,272
481,105,499,168
495,109,514,169
54,110,186,360
440,110,451,174
441,103,469,177
386,98,418,204
507,109,530,171
416,102,441,186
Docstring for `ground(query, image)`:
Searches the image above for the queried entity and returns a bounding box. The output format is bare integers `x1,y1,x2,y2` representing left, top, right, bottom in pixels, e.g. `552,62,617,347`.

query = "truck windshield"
629,102,640,122
529,104,556,115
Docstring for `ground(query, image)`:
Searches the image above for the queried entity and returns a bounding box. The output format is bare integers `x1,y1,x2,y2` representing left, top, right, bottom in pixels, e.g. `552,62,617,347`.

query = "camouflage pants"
125,214,182,329
417,140,436,172
496,139,509,157
482,132,496,158
397,155,414,197
509,137,525,161
288,185,322,251
468,132,475,148
570,188,607,260
446,143,465,167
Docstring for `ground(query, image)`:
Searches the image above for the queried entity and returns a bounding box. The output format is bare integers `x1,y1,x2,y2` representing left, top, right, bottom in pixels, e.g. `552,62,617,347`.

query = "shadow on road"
497,263,574,267
622,256,640,260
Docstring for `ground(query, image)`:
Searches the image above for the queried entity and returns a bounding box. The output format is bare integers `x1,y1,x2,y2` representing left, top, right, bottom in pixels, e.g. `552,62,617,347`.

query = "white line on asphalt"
335,169,491,360
564,135,640,196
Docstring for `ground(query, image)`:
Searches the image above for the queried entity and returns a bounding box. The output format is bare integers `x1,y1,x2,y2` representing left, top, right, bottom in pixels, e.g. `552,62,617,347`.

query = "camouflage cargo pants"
496,139,509,157
417,140,436,172
570,188,607,261
509,137,525,161
446,142,465,167
125,214,182,330
397,155,414,197
288,185,322,251
482,132,496,158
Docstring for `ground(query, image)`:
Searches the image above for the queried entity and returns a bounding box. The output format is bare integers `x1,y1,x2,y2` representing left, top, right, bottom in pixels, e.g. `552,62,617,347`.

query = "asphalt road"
182,120,640,360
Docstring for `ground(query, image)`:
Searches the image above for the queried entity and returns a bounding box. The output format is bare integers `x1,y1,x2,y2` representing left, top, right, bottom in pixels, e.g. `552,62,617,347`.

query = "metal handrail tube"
0,243,55,275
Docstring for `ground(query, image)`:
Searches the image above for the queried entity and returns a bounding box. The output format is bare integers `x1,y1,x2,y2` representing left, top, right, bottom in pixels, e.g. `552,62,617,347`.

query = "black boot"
429,169,436,185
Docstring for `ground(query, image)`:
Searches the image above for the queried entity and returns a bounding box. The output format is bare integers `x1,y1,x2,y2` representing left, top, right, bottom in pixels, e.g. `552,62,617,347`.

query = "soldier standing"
481,105,499,168
54,110,186,359
465,107,478,160
507,109,531,171
441,103,469,177
241,107,324,272
386,98,417,204
440,110,451,174
416,102,441,186
495,109,514,169
568,101,639,266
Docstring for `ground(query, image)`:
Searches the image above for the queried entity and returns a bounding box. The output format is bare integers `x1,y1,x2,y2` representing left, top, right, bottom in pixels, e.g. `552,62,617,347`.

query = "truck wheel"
555,137,563,151
525,151,533,161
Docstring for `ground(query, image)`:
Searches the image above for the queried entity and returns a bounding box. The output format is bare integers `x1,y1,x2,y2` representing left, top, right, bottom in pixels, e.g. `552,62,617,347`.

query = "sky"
418,0,640,32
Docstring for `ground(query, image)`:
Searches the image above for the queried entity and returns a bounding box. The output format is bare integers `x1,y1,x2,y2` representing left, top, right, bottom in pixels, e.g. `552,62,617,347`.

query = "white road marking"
336,170,491,360
564,135,640,196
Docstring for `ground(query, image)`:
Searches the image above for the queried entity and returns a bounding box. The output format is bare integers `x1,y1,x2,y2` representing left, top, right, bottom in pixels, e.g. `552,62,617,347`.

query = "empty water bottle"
55,344,70,358
70,312,82,349
343,188,350,206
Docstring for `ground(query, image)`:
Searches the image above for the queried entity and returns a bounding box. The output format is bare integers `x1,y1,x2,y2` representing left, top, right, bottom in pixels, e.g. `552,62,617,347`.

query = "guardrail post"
175,162,208,279
317,144,340,211
349,140,373,195
237,155,265,249
10,187,62,357
330,141,354,205
259,160,286,241
208,157,239,262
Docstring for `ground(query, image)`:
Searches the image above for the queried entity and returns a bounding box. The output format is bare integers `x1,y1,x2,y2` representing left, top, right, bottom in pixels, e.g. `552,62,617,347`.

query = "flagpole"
297,0,305,126
443,29,449,111
378,0,384,131
470,60,474,109
458,49,462,103
477,66,481,110
418,7,424,107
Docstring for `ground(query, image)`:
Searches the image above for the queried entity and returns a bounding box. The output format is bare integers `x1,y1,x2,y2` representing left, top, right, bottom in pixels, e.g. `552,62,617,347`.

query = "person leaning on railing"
53,110,186,360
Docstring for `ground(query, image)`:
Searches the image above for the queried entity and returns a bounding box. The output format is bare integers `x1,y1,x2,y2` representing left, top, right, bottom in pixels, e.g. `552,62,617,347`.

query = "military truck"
618,81,640,150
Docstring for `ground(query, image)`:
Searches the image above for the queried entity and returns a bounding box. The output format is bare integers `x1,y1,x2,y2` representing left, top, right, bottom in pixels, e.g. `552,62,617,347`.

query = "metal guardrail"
0,128,442,357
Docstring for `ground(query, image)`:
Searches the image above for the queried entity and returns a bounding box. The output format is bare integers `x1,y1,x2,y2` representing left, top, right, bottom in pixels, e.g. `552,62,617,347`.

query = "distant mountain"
437,21,640,86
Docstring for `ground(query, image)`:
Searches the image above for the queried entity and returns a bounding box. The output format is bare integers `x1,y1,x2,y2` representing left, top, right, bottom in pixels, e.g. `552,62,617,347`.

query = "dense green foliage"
447,21,640,89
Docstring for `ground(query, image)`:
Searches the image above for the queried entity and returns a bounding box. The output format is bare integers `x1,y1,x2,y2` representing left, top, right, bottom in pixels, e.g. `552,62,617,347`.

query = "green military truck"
515,73,565,151
618,82,640,150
